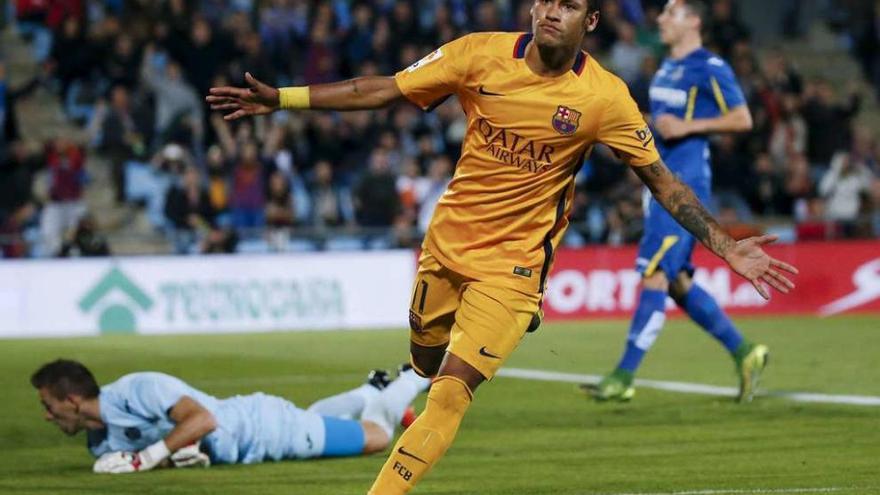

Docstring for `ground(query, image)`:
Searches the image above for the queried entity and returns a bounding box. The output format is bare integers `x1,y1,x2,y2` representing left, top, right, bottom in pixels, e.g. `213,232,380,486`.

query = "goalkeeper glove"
93,440,170,474
170,442,211,469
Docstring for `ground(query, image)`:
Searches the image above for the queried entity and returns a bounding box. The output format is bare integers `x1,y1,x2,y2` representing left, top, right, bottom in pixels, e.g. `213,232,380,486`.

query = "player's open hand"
724,234,798,300
206,72,280,121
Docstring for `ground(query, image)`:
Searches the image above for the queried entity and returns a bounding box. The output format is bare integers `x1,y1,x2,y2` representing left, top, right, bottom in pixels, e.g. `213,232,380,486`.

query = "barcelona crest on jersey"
552,105,581,135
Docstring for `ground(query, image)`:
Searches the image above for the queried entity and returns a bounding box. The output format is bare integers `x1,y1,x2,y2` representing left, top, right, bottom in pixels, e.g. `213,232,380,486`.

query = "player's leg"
589,213,680,401
368,282,539,494
590,269,670,401
407,249,462,378
306,370,393,419
360,366,431,441
290,400,389,459
669,272,769,402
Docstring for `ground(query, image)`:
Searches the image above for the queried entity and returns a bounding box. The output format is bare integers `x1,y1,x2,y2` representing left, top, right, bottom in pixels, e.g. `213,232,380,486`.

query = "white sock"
360,369,431,437
306,384,380,419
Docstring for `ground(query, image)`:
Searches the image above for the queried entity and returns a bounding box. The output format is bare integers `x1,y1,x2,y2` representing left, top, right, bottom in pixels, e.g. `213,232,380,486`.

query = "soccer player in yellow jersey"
207,1,797,493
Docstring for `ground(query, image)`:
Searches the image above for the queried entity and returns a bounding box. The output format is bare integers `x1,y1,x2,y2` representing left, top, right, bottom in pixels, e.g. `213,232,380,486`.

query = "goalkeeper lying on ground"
30,359,428,473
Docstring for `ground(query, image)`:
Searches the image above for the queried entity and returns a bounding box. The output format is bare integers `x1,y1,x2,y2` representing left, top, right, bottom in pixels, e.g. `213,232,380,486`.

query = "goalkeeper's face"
38,387,85,436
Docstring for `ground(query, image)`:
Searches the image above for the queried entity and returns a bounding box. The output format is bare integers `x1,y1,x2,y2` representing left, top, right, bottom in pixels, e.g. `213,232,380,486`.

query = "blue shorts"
320,416,365,457
636,185,711,280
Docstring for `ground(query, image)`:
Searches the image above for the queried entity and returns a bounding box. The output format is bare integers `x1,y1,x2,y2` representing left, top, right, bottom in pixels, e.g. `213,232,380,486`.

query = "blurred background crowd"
1,0,880,258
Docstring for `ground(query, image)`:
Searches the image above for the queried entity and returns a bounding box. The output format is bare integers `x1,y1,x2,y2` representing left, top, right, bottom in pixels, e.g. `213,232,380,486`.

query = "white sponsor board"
0,251,415,338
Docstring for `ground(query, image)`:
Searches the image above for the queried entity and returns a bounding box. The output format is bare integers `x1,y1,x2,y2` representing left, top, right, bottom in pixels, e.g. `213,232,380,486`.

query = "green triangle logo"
79,267,153,334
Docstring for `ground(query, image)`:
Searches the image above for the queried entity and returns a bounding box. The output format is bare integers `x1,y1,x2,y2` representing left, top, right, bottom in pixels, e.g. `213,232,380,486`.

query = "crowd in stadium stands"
1,0,880,258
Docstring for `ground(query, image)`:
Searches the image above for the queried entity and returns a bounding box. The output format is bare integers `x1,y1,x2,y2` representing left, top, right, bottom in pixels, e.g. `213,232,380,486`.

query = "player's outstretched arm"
633,159,798,299
206,72,404,120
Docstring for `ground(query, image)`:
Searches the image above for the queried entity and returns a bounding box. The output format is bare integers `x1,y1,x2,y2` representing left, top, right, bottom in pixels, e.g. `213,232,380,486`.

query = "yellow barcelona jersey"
394,32,659,294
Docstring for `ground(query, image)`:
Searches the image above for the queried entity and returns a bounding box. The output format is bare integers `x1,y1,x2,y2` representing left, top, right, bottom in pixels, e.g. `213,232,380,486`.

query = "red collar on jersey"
513,33,588,76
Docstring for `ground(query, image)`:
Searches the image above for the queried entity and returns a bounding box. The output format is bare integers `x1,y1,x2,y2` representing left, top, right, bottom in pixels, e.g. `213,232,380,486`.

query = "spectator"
342,3,375,76
59,215,110,257
629,55,658,112
783,153,815,219
762,49,803,96
309,159,354,229
230,31,277,89
417,154,452,234
176,17,227,99
707,0,749,58
768,93,807,168
205,144,232,220
139,45,204,148
230,140,266,230
303,20,339,85
1,140,40,258
396,157,423,224
819,151,875,237
163,165,214,254
101,33,141,90
636,4,664,59
711,134,753,220
89,85,149,203
747,153,787,216
46,16,96,122
14,0,55,63
609,21,647,84
0,202,37,258
603,169,643,245
1,60,43,156
802,80,860,169
0,141,40,220
40,137,87,256
849,125,879,175
265,169,296,251
354,148,400,229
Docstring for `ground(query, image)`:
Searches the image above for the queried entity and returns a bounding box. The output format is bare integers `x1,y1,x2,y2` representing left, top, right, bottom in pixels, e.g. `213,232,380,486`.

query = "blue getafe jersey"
649,48,746,188
89,372,322,464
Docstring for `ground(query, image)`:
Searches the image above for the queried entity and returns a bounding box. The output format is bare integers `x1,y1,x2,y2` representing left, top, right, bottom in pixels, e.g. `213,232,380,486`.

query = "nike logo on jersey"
479,346,501,359
478,85,504,96
398,446,428,464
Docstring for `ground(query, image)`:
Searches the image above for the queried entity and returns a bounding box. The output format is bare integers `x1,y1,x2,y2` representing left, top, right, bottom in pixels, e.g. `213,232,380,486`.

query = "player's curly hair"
31,359,100,399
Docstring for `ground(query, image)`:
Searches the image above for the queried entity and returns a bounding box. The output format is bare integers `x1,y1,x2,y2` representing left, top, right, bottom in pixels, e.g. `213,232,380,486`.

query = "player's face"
531,0,596,49
658,0,699,45
38,387,83,436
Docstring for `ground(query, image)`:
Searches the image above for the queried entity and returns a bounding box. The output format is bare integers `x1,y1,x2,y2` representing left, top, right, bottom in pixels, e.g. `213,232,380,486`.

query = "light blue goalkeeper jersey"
87,372,324,464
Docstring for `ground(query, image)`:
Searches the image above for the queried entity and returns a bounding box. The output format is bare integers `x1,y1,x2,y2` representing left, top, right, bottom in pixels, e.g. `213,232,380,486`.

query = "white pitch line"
497,368,880,407
593,487,854,495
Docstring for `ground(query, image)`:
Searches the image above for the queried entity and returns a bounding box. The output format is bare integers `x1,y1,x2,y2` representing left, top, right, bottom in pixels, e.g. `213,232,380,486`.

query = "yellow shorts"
408,249,541,380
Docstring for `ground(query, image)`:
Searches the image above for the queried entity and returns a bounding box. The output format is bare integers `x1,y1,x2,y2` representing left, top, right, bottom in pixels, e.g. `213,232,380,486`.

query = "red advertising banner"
543,241,880,320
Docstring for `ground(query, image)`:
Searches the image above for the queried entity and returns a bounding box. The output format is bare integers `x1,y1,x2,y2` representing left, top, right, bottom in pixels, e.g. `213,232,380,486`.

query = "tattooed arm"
634,159,798,299
634,160,735,258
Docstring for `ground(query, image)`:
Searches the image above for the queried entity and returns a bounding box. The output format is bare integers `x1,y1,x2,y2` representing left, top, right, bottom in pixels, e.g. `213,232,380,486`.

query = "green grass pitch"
1,315,878,494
